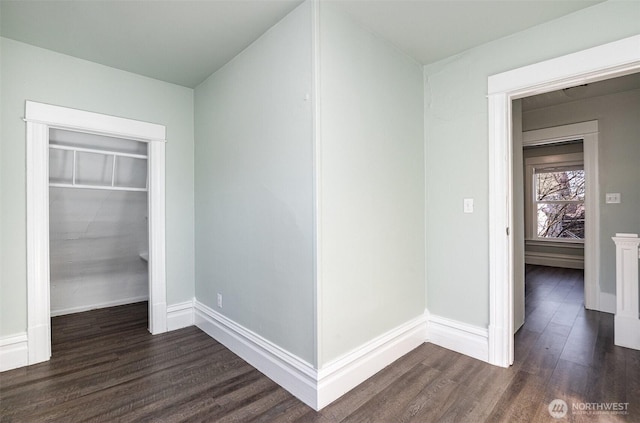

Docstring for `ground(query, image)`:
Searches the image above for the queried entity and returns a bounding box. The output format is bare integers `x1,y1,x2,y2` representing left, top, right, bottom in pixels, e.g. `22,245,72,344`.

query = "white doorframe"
25,101,168,365
522,122,599,311
487,34,640,368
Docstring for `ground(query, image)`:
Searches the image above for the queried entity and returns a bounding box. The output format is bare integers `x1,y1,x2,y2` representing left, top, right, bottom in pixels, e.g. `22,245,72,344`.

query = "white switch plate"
217,293,223,308
463,198,474,213
605,193,621,204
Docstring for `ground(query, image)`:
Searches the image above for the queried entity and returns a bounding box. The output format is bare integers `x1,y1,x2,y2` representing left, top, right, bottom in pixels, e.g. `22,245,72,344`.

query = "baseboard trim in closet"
50,296,149,317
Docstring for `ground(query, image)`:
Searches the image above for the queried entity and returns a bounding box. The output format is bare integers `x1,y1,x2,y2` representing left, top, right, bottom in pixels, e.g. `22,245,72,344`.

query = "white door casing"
25,101,167,365
522,122,599,311
487,35,640,368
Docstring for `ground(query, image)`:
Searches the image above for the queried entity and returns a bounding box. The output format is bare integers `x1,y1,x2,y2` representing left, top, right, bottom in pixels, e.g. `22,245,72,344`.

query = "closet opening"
48,129,150,336
25,101,167,366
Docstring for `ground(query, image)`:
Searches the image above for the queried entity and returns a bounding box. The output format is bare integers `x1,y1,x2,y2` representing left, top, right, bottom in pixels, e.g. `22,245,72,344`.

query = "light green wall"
193,1,425,366
523,88,640,294
0,37,195,337
424,0,640,327
318,3,425,365
194,2,315,363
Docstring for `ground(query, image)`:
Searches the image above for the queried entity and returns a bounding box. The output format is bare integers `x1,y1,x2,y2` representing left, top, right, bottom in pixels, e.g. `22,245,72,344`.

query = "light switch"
605,193,621,204
463,198,474,213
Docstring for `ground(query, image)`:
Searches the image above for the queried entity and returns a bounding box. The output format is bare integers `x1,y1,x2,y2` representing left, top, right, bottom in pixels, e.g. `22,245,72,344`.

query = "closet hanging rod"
49,183,148,192
49,144,148,160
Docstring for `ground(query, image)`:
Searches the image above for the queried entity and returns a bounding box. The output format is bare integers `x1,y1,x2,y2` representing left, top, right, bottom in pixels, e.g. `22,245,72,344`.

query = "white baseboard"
194,301,318,409
50,296,149,317
0,333,28,372
599,292,616,314
167,299,194,331
525,251,584,269
615,315,640,350
194,299,428,411
426,312,489,363
316,314,427,409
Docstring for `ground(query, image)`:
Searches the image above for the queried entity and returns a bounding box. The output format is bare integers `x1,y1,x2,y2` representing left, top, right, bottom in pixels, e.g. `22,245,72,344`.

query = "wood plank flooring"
1,266,638,422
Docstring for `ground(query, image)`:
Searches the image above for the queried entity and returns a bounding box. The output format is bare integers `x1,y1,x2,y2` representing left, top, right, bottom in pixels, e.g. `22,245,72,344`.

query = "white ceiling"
0,0,305,88
0,0,605,88
334,0,604,66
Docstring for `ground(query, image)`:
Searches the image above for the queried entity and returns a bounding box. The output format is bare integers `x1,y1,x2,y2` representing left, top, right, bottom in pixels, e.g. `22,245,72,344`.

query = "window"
524,151,585,243
534,167,585,240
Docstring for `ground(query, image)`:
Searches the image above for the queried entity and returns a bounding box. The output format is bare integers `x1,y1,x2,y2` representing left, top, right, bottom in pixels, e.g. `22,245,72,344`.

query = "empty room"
1,0,639,421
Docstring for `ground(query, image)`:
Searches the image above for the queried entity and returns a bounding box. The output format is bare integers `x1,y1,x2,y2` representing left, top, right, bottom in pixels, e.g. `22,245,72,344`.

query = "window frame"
524,152,584,244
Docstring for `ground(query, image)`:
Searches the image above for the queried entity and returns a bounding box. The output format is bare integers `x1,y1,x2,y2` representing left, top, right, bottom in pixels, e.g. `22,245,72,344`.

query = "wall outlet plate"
605,193,621,204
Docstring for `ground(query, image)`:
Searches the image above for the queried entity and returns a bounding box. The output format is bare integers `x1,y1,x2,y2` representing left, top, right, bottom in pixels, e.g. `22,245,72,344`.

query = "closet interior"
49,128,149,317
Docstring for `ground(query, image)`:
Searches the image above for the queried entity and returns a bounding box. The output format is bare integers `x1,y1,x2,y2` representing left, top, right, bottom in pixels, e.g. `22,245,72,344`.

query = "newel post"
612,233,640,350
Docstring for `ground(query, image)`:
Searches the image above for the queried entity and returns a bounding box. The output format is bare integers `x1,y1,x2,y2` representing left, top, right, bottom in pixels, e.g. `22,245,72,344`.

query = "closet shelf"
49,144,148,159
49,143,148,192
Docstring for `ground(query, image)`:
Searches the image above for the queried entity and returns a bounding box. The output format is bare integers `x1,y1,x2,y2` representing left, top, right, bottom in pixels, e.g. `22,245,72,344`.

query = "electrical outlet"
217,293,223,308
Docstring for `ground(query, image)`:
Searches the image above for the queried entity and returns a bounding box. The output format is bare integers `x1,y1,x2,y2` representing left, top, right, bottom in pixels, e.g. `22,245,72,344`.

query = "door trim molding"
25,101,167,365
523,121,599,311
487,35,640,367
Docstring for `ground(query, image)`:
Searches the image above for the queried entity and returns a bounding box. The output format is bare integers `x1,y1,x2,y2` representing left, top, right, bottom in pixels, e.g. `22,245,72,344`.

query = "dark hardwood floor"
1,267,638,422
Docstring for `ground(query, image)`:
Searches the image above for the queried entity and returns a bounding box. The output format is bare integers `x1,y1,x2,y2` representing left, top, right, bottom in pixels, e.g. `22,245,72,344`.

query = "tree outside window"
535,168,585,240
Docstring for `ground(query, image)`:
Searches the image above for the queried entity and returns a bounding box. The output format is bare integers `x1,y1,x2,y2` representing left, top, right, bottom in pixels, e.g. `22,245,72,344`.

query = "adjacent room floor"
1,268,638,422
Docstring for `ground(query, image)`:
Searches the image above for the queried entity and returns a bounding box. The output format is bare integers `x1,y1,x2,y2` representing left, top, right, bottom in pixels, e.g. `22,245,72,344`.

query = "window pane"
537,203,585,239
536,170,585,201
